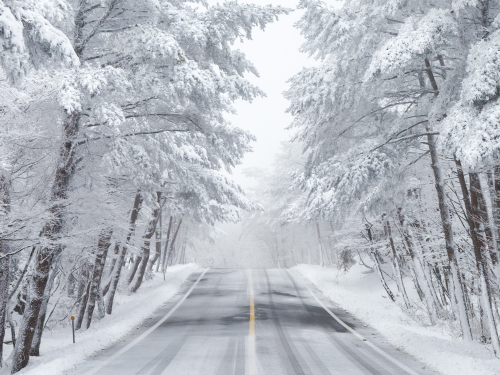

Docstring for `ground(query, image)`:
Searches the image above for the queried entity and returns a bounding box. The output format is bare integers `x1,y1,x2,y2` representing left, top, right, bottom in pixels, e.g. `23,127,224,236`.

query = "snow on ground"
293,264,500,375
13,264,199,375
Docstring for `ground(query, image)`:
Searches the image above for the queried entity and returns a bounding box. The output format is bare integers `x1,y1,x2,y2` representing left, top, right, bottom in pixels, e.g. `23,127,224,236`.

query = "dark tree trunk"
106,193,143,315
398,210,437,323
0,174,11,367
30,260,59,356
494,166,500,252
159,216,173,272
470,173,499,265
425,130,471,340
422,57,471,338
166,219,183,269
75,277,91,331
102,242,120,297
7,310,16,348
148,193,162,272
126,256,141,285
0,255,9,367
130,199,162,293
8,247,35,302
466,168,500,355
384,217,410,308
84,230,112,329
12,112,81,373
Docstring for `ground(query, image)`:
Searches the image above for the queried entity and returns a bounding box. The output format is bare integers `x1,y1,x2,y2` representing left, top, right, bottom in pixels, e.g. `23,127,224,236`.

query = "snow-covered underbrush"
293,264,500,375
9,264,199,375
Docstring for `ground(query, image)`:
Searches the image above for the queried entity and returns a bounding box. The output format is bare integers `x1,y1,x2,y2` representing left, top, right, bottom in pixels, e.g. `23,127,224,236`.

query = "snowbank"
15,264,200,375
293,264,500,375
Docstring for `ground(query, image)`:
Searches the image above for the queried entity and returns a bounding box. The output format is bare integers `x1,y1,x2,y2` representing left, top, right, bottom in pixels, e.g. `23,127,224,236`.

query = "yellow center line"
247,269,257,375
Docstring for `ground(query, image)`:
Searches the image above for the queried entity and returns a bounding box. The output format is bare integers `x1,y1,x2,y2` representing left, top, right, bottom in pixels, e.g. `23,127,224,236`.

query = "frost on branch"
461,31,500,105
0,2,28,82
440,30,500,167
297,0,353,59
0,0,78,83
365,9,457,80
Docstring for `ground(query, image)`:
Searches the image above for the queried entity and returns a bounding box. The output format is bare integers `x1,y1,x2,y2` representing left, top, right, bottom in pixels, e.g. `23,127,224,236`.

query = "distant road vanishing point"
73,268,435,375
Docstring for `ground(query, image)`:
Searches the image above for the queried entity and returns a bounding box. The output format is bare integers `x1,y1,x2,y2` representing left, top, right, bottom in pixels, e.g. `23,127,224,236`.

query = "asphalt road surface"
73,268,436,375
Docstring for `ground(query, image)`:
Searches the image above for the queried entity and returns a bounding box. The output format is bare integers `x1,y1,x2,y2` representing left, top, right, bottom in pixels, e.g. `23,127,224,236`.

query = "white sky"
209,0,314,188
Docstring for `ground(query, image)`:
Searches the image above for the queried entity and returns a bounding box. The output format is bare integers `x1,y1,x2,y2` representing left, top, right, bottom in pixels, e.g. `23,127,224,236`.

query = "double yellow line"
247,269,257,375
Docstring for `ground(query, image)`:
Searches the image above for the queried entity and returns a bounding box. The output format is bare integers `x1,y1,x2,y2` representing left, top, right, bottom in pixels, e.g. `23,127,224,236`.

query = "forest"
0,0,500,373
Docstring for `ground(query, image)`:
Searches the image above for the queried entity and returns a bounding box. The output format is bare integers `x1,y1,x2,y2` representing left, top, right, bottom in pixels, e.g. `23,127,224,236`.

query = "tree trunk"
384,218,410,308
478,173,499,265
0,174,11,367
148,193,162,272
371,248,396,302
126,256,141,285
84,229,112,329
75,276,91,331
180,238,187,264
465,168,500,356
30,261,59,356
398,210,438,323
102,242,120,297
493,166,500,253
106,193,143,315
130,202,162,293
424,59,471,340
315,221,324,267
428,132,471,338
165,219,182,271
158,216,173,273
12,112,81,373
0,255,9,367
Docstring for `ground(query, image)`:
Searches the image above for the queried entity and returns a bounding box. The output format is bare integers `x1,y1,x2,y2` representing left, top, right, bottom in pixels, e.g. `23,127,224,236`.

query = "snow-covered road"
71,269,435,375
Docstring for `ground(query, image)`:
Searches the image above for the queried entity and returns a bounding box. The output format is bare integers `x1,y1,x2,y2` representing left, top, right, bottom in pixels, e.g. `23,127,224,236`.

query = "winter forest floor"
293,264,500,375
6,264,199,375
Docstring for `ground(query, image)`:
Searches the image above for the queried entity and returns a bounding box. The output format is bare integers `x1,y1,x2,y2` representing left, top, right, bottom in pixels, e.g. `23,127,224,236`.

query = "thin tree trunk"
424,58,472,340
398,211,438,323
315,221,324,267
105,193,143,315
130,201,162,293
12,112,81,373
371,248,396,301
126,255,141,285
102,242,120,297
75,276,90,331
366,223,395,301
84,229,112,329
96,289,105,319
0,255,9,366
148,193,162,272
8,247,35,302
465,169,500,356
0,174,11,367
180,238,187,264
493,166,500,253
159,216,173,272
165,219,182,272
30,261,59,356
385,218,410,308
7,309,16,348
478,173,499,265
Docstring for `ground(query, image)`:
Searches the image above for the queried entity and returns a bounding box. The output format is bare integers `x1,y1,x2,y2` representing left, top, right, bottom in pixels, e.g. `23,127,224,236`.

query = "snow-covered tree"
0,1,290,372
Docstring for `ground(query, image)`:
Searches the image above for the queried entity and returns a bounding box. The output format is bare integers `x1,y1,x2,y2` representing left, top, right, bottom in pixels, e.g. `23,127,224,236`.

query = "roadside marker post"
163,269,165,281
71,316,75,343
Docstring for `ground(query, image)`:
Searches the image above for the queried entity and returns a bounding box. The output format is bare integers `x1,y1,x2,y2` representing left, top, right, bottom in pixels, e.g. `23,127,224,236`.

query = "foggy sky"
209,0,314,188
